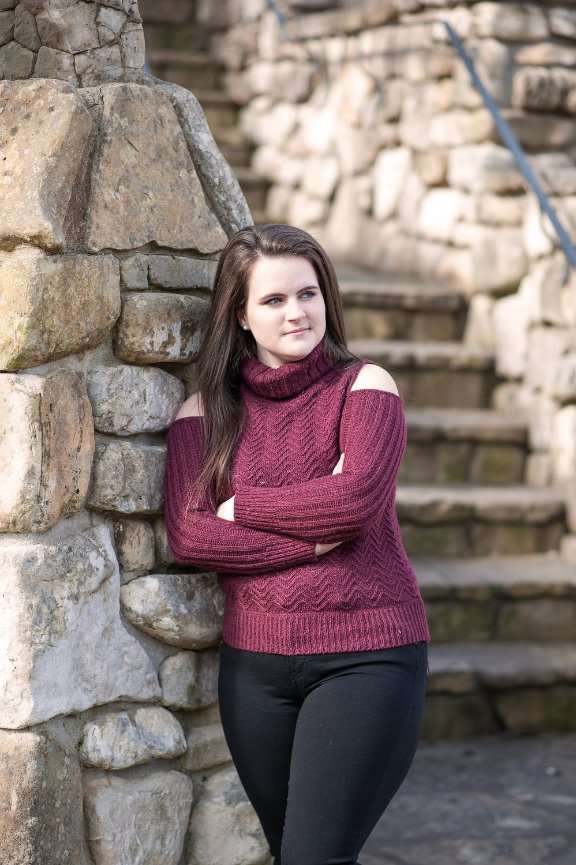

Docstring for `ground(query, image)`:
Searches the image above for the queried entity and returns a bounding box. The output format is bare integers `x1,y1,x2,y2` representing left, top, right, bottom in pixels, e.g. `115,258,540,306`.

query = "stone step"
145,24,208,55
339,269,467,341
212,126,253,168
233,166,270,212
423,640,576,738
397,484,567,557
402,407,528,485
147,50,223,91
193,88,239,129
347,338,497,408
415,552,576,642
250,209,269,225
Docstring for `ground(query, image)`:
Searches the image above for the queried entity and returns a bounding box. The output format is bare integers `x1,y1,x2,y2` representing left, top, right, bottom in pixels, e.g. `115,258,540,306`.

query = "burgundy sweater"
164,335,430,654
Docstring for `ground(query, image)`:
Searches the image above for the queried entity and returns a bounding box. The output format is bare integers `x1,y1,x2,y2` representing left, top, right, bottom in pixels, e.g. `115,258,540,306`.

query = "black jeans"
217,638,429,865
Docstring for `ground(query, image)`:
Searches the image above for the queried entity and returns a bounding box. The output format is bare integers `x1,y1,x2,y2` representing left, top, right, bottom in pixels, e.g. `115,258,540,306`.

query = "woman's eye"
265,291,316,305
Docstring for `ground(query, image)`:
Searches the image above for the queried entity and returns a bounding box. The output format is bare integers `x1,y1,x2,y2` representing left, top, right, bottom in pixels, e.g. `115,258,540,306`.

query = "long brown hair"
187,223,362,512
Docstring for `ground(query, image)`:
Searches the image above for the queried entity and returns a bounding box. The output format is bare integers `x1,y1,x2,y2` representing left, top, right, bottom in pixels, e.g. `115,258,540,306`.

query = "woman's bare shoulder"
174,392,204,419
350,363,399,395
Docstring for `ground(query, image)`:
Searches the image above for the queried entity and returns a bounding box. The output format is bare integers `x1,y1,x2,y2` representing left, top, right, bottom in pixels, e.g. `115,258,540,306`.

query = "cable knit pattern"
164,335,430,655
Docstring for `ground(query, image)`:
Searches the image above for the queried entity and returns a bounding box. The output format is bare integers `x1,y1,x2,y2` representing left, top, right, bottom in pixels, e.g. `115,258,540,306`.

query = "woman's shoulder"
334,359,400,396
350,363,400,394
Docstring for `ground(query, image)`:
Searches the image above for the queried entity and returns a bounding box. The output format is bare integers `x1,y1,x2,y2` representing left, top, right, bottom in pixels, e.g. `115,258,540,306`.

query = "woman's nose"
287,301,305,318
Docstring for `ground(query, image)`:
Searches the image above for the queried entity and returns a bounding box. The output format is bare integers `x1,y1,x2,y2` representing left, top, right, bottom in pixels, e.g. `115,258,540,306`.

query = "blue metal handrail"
265,0,576,278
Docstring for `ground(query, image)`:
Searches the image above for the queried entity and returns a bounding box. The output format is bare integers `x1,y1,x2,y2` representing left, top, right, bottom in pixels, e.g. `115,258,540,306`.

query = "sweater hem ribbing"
221,597,430,655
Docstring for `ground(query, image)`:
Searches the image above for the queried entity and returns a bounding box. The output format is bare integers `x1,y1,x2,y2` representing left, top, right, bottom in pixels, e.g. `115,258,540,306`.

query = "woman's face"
238,255,327,368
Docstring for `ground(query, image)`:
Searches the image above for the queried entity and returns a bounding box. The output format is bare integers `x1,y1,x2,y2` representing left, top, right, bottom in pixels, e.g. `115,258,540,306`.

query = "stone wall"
0,3,263,864
204,0,576,537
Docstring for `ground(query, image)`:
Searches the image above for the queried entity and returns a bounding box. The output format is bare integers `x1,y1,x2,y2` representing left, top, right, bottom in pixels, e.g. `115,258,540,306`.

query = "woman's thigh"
217,642,301,857
280,640,429,865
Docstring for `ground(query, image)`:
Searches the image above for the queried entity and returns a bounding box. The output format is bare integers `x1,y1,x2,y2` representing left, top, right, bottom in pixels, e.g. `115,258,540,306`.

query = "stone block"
0,370,94,532
160,647,220,711
74,42,123,86
182,723,231,771
530,153,576,196
526,391,557,451
120,572,224,649
0,729,86,865
252,144,304,186
523,195,576,260
472,2,548,41
0,38,34,77
421,694,497,739
463,293,496,352
413,150,447,186
148,255,218,290
247,58,314,102
498,599,576,641
301,155,339,199
112,516,156,579
496,686,576,733
551,406,576,482
517,42,576,67
36,2,99,52
493,289,530,378
120,21,145,68
32,44,77,81
417,189,471,242
473,193,525,226
120,252,149,288
14,5,39,51
0,248,120,370
113,291,209,364
501,108,576,151
456,226,527,294
153,78,253,236
84,770,193,865
97,6,127,34
84,83,227,253
526,325,574,394
526,451,553,487
448,143,523,194
512,66,576,113
86,364,184,434
0,79,93,251
453,38,515,108
0,512,160,728
79,707,187,770
426,600,493,642
549,7,576,39
87,434,166,514
187,765,270,865
373,147,411,221
428,109,494,148
288,191,329,227
0,9,14,44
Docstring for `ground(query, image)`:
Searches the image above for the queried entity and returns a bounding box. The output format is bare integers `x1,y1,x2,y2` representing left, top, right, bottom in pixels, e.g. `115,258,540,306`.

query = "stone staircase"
338,262,576,739
146,48,269,223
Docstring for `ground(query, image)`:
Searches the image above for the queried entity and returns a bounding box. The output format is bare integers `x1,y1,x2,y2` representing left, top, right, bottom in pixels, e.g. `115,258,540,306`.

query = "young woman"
164,223,431,865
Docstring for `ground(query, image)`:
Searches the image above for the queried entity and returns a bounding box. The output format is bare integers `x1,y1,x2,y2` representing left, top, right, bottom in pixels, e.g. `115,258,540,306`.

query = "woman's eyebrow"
259,285,319,300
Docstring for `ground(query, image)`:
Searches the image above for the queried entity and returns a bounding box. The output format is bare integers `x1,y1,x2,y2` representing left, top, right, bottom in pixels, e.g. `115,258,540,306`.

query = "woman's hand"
315,452,345,557
219,454,347,555
216,495,235,521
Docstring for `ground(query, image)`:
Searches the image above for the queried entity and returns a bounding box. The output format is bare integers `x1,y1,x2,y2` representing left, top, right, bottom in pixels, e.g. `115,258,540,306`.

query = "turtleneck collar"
239,334,336,399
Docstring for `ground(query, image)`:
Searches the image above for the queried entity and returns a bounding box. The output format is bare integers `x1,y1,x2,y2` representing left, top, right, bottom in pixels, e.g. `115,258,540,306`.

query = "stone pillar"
0,3,259,865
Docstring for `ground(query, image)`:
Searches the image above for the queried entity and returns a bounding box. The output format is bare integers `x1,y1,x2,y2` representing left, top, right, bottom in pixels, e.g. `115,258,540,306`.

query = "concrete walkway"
361,733,576,865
